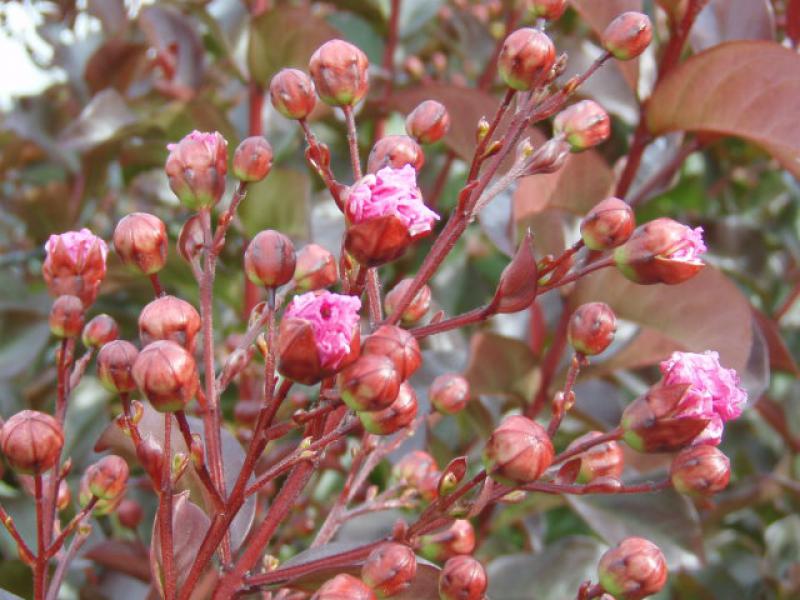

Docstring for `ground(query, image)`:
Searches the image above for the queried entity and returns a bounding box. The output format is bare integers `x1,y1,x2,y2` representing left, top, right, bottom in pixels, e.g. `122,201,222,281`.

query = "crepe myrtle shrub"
0,12,763,600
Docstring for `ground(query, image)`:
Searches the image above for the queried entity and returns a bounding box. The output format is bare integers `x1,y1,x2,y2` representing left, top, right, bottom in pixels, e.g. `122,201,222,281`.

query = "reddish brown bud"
345,215,415,267
177,215,205,264
602,12,653,60
270,68,317,119
165,131,228,210
359,382,418,435
294,244,338,291
362,325,421,380
117,498,143,529
136,435,164,486
420,519,476,562
670,445,730,497
430,373,470,415
312,574,376,600
438,456,468,496
492,231,538,313
393,450,439,489
97,340,139,393
85,455,129,500
439,555,487,600
309,39,369,106
340,355,401,412
527,0,567,20
367,135,425,174
384,279,431,326
49,295,85,338
483,415,554,485
598,537,667,600
361,543,417,597
568,302,617,356
554,100,611,151
566,431,625,483
0,411,64,474
113,212,168,275
233,136,273,182
405,100,451,144
132,340,198,412
82,314,119,348
139,295,201,353
244,230,297,288
581,197,635,251
278,317,361,385
497,28,556,90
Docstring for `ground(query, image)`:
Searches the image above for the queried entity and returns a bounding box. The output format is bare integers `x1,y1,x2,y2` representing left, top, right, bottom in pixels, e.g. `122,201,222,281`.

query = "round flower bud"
270,68,317,119
56,479,71,511
553,100,611,151
420,519,475,562
113,212,168,275
362,325,421,380
42,229,108,307
430,373,470,415
393,450,439,489
598,537,667,600
0,411,64,474
165,131,228,210
340,354,400,412
566,431,625,483
568,302,617,356
309,39,369,106
244,230,296,288
294,244,338,291
384,279,431,326
527,0,567,20
139,295,201,354
405,100,450,144
82,314,119,348
602,12,653,60
84,454,129,500
97,340,139,393
580,197,635,251
670,445,730,497
359,382,418,435
118,498,143,529
497,28,556,90
49,295,85,338
483,415,554,485
367,135,425,174
132,340,199,412
78,475,121,516
233,136,273,182
439,555,487,600
177,214,205,264
361,543,417,597
312,574,376,600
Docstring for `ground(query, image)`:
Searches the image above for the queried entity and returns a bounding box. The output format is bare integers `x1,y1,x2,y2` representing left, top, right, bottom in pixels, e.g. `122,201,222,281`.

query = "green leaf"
239,168,311,240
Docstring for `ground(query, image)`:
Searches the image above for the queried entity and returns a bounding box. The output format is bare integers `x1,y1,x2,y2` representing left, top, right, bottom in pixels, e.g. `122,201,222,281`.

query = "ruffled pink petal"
667,226,707,262
45,228,109,264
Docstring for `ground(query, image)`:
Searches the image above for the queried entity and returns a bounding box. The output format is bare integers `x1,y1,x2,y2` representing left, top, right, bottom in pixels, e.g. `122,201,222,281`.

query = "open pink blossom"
345,165,439,237
660,351,747,445
285,291,361,370
165,130,228,209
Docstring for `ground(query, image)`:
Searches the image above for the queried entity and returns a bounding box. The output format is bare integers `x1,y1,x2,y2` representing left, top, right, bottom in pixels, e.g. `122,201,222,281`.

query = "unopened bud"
136,435,164,486
439,555,487,600
294,244,338,291
670,445,730,497
393,450,438,490
403,55,426,80
430,373,470,415
492,231,538,313
580,197,635,251
113,212,168,275
367,135,425,174
233,136,273,182
568,302,616,356
177,215,205,264
602,12,653,60
312,574,375,600
309,39,369,106
0,411,64,474
438,456,467,496
189,433,204,469
420,519,475,562
361,543,417,597
172,452,189,481
132,340,199,412
165,131,228,210
362,325,421,379
527,0,567,20
498,28,556,90
553,100,611,151
56,479,71,511
118,498,143,529
597,537,667,600
244,230,296,288
566,431,625,483
270,68,317,119
405,100,450,144
384,279,431,326
483,415,554,485
476,117,491,143
82,314,119,348
85,455,129,500
49,295,85,338
358,382,418,435
340,355,400,412
139,295,201,352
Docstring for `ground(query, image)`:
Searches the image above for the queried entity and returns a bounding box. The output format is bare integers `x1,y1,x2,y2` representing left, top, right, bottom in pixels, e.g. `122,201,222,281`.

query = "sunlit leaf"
689,0,775,52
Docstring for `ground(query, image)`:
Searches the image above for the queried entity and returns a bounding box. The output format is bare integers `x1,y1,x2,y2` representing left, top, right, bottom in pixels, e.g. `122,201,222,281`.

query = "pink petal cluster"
346,165,439,237
285,291,362,369
660,351,747,445
666,226,706,262
45,229,109,266
166,130,227,161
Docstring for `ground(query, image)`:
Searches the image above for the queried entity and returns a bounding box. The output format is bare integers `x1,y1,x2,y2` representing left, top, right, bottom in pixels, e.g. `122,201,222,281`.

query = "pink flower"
345,165,439,237
660,351,747,445
285,291,362,370
165,130,228,209
42,229,108,306
665,225,706,262
45,229,109,265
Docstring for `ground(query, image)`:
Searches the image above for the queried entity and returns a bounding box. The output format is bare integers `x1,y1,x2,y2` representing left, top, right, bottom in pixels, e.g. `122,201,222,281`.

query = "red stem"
343,105,362,179
175,410,224,510
552,427,623,466
0,505,34,561
46,497,97,559
411,305,491,338
149,273,165,297
34,474,47,600
159,413,176,600
547,353,583,437
527,301,571,418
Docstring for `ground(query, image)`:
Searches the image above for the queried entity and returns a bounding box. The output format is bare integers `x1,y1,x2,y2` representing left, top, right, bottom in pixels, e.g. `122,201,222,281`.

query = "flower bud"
0,411,64,474
393,450,439,489
113,212,168,275
497,28,556,90
82,314,119,348
527,0,567,20
420,519,475,562
568,302,616,356
361,543,417,597
118,498,143,529
670,445,730,497
439,555,487,600
165,130,228,209
78,474,121,516
136,435,164,487
580,197,635,251
340,355,401,412
49,295,85,338
553,100,611,151
42,229,108,306
405,100,450,144
492,230,538,313
483,415,554,485
132,340,199,412
362,325,421,380
359,382,418,435
613,218,707,285
312,574,375,600
294,244,338,291
270,68,317,119
233,136,273,182
244,230,296,288
309,39,369,106
430,373,470,415
139,295,201,352
85,455,129,500
97,340,139,393
56,479,71,511
177,215,205,264
602,12,653,60
384,279,431,325
598,537,667,600
566,431,625,483
367,135,425,174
